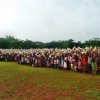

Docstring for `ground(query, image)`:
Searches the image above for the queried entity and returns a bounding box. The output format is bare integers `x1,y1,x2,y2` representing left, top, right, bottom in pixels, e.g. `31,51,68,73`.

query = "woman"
82,53,88,73
78,58,82,72
70,54,75,71
91,54,98,75
87,54,92,74
63,56,67,70
97,54,100,71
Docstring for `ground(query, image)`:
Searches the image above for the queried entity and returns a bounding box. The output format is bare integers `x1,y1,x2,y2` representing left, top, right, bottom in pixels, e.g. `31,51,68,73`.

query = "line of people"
0,47,100,75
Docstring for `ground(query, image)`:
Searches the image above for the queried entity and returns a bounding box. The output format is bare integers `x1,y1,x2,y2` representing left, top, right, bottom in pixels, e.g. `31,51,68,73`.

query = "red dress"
82,55,88,65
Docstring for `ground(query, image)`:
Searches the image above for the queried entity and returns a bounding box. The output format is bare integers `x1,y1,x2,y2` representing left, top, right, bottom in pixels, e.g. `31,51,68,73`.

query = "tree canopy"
0,35,100,49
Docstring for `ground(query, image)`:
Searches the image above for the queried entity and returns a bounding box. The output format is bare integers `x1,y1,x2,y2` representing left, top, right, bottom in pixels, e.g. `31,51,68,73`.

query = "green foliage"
0,35,100,49
0,38,9,48
83,38,100,47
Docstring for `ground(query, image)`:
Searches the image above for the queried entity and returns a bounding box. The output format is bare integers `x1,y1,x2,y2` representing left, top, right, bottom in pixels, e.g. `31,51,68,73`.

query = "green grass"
0,62,100,100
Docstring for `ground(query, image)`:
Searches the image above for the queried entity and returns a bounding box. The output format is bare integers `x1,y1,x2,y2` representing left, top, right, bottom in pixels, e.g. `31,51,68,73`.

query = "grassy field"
0,62,100,100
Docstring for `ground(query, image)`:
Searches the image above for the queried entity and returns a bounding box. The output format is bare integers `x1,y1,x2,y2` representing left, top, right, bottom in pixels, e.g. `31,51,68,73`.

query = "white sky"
0,0,100,42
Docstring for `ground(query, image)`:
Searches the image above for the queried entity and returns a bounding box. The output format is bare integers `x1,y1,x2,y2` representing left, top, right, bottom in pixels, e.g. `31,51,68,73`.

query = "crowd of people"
0,47,100,75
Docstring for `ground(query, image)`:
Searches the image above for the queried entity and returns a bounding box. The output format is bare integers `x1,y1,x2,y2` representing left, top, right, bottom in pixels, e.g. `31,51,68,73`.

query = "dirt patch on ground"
12,78,71,99
14,86,56,100
0,83,8,89
13,85,84,100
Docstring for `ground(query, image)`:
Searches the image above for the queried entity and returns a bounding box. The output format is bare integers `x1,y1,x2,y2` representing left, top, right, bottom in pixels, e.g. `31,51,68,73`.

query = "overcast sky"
0,0,100,42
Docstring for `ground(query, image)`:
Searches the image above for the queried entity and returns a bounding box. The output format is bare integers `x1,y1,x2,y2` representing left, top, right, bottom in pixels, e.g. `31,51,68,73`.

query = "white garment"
61,59,64,67
64,61,67,68
63,57,67,68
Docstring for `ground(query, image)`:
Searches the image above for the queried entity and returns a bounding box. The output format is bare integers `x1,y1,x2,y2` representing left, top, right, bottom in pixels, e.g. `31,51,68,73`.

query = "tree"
0,38,9,48
83,38,100,47
67,39,75,48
